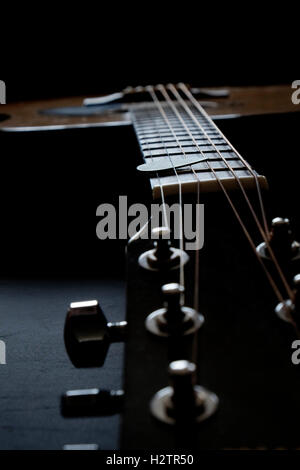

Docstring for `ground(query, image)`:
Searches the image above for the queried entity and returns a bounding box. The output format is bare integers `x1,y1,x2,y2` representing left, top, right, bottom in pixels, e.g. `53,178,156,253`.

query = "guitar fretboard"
130,102,267,199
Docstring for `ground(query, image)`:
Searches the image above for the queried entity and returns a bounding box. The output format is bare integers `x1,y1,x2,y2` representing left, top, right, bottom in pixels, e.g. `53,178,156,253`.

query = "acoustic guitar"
1,83,300,451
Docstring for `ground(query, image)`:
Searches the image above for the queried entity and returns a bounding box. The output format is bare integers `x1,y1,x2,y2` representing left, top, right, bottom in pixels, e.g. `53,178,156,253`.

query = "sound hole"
40,104,127,117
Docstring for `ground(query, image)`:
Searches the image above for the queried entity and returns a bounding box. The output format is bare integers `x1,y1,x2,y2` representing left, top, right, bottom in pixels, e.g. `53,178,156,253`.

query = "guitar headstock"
60,84,300,450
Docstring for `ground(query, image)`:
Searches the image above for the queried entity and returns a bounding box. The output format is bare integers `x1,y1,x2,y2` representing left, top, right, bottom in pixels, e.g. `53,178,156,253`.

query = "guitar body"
0,84,300,450
0,85,298,132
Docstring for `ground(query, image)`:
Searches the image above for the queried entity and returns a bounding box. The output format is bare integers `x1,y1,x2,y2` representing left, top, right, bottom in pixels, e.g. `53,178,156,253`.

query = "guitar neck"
130,101,268,199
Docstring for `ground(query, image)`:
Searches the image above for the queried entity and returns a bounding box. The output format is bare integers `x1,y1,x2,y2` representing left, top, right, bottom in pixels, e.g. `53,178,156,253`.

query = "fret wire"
132,110,254,181
132,100,277,226
134,118,227,161
130,107,169,231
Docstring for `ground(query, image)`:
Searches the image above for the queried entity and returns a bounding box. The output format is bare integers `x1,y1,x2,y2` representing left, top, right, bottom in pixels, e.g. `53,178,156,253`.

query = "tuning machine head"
257,217,300,262
150,360,218,425
64,300,127,368
138,226,189,271
275,273,300,325
145,283,204,337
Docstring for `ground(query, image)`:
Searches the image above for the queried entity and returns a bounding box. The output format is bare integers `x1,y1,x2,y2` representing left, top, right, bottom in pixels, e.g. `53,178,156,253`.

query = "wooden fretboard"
130,102,267,199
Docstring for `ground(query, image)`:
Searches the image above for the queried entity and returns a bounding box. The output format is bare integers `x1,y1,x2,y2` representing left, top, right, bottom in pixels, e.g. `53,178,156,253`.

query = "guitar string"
133,85,297,379
151,84,285,305
158,85,282,298
129,106,169,231
146,85,202,301
131,87,298,397
131,96,197,300
146,86,200,306
144,87,202,382
176,83,271,238
141,87,297,332
168,83,294,302
131,94,186,298
154,85,208,313
147,85,204,373
177,84,270,238
154,84,289,368
177,82,293,301
142,85,296,385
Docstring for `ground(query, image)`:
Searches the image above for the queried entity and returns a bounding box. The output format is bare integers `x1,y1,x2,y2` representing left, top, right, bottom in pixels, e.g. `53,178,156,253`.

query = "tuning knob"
275,274,300,324
61,388,124,417
64,300,127,368
168,361,200,421
138,226,189,271
257,217,300,262
152,227,173,263
150,360,218,425
145,283,204,337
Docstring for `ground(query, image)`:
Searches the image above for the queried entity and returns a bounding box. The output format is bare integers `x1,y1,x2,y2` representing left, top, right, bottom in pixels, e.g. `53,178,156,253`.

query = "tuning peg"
152,227,173,263
275,274,300,325
64,300,127,368
61,388,124,417
150,360,218,425
145,283,204,337
139,226,189,271
257,217,300,263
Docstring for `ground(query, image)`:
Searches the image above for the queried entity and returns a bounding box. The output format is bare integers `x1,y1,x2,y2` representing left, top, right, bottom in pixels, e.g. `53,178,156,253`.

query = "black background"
1,5,300,451
2,5,298,102
1,6,299,278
